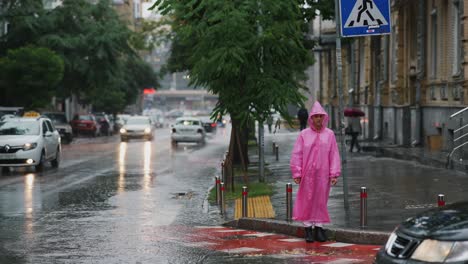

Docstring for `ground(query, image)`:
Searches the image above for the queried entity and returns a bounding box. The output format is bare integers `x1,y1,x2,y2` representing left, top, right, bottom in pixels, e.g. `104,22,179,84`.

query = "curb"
224,218,390,245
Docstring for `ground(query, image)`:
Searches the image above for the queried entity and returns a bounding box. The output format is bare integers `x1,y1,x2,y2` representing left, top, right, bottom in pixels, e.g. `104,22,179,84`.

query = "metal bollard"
275,145,279,161
360,187,367,228
272,142,276,154
286,183,293,222
221,161,225,183
220,182,226,215
215,176,221,205
438,194,445,207
242,186,248,218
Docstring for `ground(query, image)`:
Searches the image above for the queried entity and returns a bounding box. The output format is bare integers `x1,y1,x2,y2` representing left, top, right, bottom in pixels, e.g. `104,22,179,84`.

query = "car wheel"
1,167,10,174
35,151,46,172
51,147,60,168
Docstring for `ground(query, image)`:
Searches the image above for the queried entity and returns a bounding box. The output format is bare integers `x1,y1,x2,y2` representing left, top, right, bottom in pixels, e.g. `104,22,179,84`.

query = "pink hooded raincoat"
290,101,341,223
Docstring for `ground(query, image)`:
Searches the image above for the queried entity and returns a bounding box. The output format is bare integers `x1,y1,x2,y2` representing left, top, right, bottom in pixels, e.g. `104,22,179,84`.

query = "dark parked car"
43,112,73,143
199,116,217,133
375,201,468,263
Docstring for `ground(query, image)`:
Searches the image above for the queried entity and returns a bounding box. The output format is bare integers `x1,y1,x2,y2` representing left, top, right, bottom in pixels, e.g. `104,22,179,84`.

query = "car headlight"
411,239,468,262
120,128,127,134
144,128,151,134
23,142,37,151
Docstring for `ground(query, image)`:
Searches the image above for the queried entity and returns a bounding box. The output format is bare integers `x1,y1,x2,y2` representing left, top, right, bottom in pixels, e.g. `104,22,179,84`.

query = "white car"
0,117,61,172
171,117,205,145
119,116,154,142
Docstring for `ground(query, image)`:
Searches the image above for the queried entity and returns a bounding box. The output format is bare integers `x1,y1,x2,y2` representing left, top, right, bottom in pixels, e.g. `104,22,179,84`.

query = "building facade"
314,0,468,155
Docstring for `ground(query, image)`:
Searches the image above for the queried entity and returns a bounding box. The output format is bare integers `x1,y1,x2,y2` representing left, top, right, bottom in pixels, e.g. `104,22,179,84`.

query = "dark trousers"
350,132,361,152
299,121,307,131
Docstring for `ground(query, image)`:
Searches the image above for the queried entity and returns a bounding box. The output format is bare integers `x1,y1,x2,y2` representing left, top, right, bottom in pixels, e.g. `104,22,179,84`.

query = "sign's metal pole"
335,0,349,209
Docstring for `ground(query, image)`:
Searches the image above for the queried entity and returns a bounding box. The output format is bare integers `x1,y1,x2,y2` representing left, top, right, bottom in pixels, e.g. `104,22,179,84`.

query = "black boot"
304,227,314,243
314,227,327,242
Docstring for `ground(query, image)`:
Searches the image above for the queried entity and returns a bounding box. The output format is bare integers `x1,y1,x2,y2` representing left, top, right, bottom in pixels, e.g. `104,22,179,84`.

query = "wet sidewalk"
225,126,468,244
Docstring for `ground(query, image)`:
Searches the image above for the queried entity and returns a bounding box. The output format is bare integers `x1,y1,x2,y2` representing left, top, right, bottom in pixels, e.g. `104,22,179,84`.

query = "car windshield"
176,120,200,126
76,115,93,121
0,120,40,135
45,114,67,124
126,118,150,125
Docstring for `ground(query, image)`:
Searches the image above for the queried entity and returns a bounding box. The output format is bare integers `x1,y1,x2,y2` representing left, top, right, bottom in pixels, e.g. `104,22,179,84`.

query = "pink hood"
307,101,329,131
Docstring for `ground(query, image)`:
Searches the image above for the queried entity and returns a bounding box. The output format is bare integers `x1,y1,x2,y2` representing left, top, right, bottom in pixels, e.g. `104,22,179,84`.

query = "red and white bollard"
242,186,248,218
360,187,367,228
438,194,445,207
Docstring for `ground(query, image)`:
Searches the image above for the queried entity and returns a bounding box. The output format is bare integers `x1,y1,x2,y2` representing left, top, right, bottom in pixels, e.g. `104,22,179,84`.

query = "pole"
220,182,226,215
286,183,293,222
360,187,367,227
335,0,349,209
259,121,265,182
275,145,279,161
215,176,221,205
242,186,248,218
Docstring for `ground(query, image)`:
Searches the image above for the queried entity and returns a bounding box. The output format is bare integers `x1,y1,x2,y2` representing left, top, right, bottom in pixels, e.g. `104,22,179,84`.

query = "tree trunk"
229,118,250,167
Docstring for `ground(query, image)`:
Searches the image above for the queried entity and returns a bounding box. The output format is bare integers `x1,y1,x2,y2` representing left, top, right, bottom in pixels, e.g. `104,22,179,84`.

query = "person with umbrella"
344,108,364,152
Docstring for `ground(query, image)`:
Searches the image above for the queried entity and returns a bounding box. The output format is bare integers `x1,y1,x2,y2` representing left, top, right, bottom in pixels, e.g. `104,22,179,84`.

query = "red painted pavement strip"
187,226,380,262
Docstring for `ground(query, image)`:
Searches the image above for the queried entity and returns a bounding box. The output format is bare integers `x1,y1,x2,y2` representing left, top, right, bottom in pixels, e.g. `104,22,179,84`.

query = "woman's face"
312,114,324,130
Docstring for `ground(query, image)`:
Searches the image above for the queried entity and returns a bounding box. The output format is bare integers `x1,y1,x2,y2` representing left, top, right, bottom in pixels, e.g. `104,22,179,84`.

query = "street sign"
340,0,391,37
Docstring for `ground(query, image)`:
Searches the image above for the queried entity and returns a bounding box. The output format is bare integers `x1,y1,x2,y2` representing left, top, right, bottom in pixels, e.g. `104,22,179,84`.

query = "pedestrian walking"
273,116,281,133
290,101,341,243
347,116,362,152
266,115,273,134
297,107,308,131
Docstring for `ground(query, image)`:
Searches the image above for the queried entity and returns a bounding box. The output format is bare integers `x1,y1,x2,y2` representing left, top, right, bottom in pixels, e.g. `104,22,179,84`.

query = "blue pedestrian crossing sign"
340,0,391,37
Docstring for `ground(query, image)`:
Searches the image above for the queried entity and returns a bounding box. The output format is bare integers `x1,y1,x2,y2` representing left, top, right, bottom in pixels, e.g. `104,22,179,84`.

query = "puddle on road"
172,191,194,200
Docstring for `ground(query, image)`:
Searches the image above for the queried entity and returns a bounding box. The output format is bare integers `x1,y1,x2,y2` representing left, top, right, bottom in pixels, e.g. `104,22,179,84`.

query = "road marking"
324,242,355,248
194,226,225,229
220,247,263,254
214,229,246,233
278,238,304,243
242,232,276,237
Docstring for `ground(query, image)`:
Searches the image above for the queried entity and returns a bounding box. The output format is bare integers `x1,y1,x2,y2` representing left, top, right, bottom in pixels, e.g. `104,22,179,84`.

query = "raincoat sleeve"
290,134,304,179
328,133,341,178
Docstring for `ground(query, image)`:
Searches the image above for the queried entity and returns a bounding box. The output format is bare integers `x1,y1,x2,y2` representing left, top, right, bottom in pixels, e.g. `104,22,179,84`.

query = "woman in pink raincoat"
290,101,341,243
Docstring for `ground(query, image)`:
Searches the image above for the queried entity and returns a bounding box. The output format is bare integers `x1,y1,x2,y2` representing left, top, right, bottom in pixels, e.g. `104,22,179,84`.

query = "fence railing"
446,106,468,168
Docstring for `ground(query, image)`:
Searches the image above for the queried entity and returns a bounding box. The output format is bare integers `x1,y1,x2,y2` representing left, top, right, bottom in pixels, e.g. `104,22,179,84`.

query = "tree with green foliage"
151,0,333,169
0,0,159,113
0,46,64,108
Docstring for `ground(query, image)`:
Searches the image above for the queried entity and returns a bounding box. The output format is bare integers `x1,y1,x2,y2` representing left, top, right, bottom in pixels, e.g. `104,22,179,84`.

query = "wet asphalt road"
0,127,241,263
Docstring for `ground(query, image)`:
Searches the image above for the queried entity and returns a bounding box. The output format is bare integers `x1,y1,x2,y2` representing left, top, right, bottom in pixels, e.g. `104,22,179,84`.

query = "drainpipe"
414,0,426,147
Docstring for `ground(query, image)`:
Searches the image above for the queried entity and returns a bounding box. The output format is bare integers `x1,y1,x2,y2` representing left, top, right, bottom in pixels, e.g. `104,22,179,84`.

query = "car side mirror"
44,131,53,137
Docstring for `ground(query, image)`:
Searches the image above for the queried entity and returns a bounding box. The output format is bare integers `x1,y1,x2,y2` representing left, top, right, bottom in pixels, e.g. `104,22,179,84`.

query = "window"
46,120,55,132
452,0,461,76
430,9,438,78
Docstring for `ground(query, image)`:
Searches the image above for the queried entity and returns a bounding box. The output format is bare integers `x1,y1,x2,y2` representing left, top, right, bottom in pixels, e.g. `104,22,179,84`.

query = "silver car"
119,116,154,142
171,117,205,145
